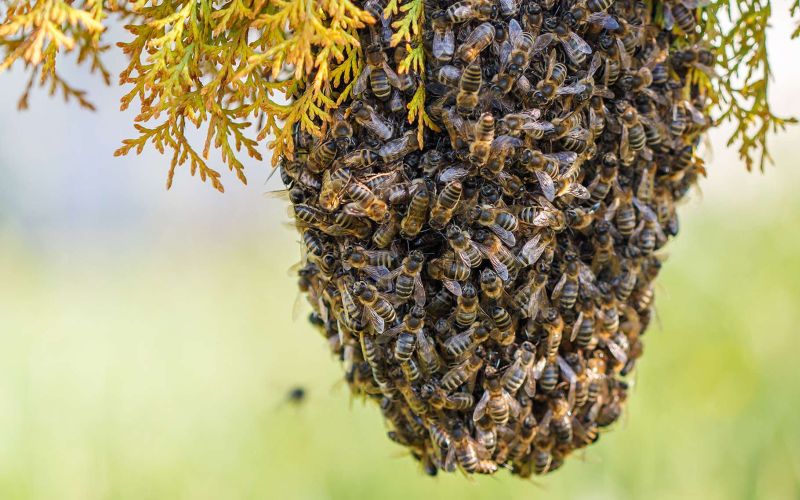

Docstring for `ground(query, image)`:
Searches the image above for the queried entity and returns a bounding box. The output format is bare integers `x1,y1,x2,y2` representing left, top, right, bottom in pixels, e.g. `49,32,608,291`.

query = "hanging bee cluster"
283,0,710,477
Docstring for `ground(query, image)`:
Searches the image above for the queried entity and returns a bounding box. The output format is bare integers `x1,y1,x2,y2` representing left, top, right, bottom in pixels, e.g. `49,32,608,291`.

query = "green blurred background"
1,8,800,500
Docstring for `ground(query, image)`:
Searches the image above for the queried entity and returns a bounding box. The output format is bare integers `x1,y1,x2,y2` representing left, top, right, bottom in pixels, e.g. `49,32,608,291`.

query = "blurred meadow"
1,7,800,500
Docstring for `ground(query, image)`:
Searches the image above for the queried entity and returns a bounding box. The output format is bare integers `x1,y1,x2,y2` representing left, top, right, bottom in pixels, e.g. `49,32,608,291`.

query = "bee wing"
559,182,591,200
532,34,555,55
490,224,517,248
528,289,548,321
433,28,455,60
413,275,426,306
569,31,593,54
519,234,543,266
620,123,631,161
589,12,619,30
343,202,369,218
604,338,629,365
438,167,470,183
487,252,510,281
593,85,615,99
586,51,603,78
548,151,579,166
365,306,386,334
535,170,556,202
532,210,557,228
454,248,472,268
381,322,405,341
684,100,708,124
567,127,591,141
443,279,463,297
556,82,588,96
473,390,491,421
662,4,675,30
557,355,578,407
508,18,522,45
382,61,403,88
578,263,600,297
498,40,513,70
570,312,584,342
551,272,568,301
633,196,657,220
362,265,391,282
353,67,371,96
505,392,521,418
616,38,631,69
525,360,544,398
444,445,457,473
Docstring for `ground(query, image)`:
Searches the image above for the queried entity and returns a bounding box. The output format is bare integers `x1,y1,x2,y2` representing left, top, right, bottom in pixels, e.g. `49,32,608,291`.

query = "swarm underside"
284,0,708,477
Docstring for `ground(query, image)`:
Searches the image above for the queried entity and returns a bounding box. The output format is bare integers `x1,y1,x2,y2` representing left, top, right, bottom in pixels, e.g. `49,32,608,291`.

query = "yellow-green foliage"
0,0,797,190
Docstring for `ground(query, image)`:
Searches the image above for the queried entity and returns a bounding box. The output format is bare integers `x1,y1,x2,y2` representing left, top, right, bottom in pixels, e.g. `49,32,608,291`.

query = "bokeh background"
1,4,799,499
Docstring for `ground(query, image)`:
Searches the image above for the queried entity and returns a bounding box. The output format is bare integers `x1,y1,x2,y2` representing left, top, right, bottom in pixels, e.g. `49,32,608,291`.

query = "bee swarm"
285,0,708,477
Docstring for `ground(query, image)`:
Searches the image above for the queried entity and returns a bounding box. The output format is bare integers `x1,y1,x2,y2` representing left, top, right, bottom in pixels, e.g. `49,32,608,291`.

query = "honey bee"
663,0,706,35
474,367,521,425
517,229,555,267
586,0,614,13
501,341,538,396
372,212,400,248
429,180,463,229
605,186,637,238
293,203,330,230
342,244,392,281
423,384,474,411
431,14,456,61
484,135,523,176
352,281,397,334
571,297,597,348
469,113,495,166
340,148,380,169
478,268,507,304
307,140,339,172
564,3,619,30
556,52,614,103
488,305,515,345
518,149,578,201
533,49,568,103
428,257,469,296
457,22,495,63
344,181,389,222
524,196,567,232
327,211,373,240
443,321,491,358
541,307,564,359
353,43,405,101
384,250,426,306
514,266,550,320
400,179,430,238
501,19,551,76
444,421,497,474
453,281,481,328
552,253,599,310
318,166,351,211
473,230,520,282
549,393,573,444
446,225,483,268
441,351,484,391
379,130,420,163
350,100,394,140
439,0,496,25
469,204,518,247
509,414,539,461
588,152,618,202
538,21,593,65
456,61,482,115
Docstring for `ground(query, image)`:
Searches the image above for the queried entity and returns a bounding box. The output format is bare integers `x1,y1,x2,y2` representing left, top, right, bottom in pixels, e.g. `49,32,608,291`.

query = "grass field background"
1,7,800,499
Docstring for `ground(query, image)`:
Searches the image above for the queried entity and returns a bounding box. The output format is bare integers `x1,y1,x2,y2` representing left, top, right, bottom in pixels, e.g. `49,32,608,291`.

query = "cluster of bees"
281,0,710,477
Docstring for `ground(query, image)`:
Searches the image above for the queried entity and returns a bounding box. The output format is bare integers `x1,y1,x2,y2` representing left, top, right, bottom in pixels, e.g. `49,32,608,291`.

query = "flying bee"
473,230,519,282
444,421,497,474
552,252,599,310
383,250,426,306
343,181,389,222
443,321,491,358
353,43,405,101
457,22,495,63
342,245,392,282
456,60,482,115
501,341,537,396
453,281,481,328
400,178,430,238
350,100,394,141
469,204,517,248
474,367,521,425
533,49,568,103
469,112,495,165
518,149,578,201
446,225,484,268
441,351,484,392
428,257,469,296
352,281,397,334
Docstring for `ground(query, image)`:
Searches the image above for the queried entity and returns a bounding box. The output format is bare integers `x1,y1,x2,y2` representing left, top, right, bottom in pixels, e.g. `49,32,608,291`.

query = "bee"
616,101,648,162
444,421,497,474
318,166,351,211
534,49,568,103
379,130,420,163
469,204,517,247
538,21,593,65
510,414,539,461
473,230,519,282
614,251,641,302
400,179,430,238
327,211,372,240
501,19,550,76
453,281,481,328
457,22,495,63
351,102,394,142
484,135,523,176
340,148,380,169
343,181,389,222
606,186,637,238
353,43,404,101
301,229,326,263
468,113,495,165
474,367,521,425
441,351,484,391
588,152,618,202
524,196,567,232
293,203,330,230
456,61,482,116
446,225,483,268
352,281,397,334
428,257,469,296
307,140,339,172
514,266,550,319
394,375,428,415
330,110,355,150
372,212,400,248
586,0,613,12
539,359,560,393
518,149,578,201
663,0,704,35
550,393,573,444
423,384,474,411
556,53,614,103
501,341,538,396
541,307,564,360
478,268,506,304
488,305,514,345
431,12,456,61
552,253,598,310
521,2,544,34
564,3,619,30
342,245,392,281
497,0,519,17
571,297,597,348
384,250,426,306
443,321,491,358
439,0,496,25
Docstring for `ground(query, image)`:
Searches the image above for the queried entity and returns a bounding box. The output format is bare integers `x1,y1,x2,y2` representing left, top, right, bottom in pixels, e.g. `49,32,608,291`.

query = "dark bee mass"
281,0,709,477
